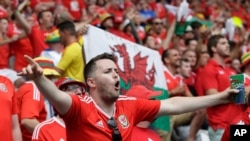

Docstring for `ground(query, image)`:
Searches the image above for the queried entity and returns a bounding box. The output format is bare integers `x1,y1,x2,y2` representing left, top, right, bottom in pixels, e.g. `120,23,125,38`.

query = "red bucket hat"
55,77,86,92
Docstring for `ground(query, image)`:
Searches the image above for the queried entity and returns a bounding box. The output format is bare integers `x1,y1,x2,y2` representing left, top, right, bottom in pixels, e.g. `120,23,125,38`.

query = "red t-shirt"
62,0,86,21
30,0,55,10
151,30,167,45
148,2,167,19
61,94,160,141
164,67,189,97
195,67,205,96
29,25,56,57
244,73,250,86
221,107,250,141
184,72,196,87
0,44,9,69
131,126,162,141
200,59,245,130
8,23,33,71
107,5,124,24
0,76,17,141
32,117,66,141
15,81,47,141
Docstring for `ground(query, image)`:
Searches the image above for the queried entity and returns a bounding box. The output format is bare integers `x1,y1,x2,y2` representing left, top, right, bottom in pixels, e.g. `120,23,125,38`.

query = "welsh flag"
83,25,170,132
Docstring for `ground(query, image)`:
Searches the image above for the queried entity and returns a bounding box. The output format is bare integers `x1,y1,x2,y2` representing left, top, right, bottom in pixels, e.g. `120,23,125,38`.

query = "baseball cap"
34,57,60,76
125,85,162,99
45,30,60,43
241,52,250,69
55,77,86,91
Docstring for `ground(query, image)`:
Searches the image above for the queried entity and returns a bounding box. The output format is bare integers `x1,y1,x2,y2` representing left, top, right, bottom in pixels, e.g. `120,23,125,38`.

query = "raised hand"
18,55,43,80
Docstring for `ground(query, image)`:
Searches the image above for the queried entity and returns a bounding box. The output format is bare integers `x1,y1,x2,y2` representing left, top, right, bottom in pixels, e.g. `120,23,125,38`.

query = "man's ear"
211,46,217,54
164,57,170,64
86,78,95,88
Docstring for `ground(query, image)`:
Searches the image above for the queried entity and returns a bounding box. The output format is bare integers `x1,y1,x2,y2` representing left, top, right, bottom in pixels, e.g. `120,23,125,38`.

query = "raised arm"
18,55,72,115
13,11,32,34
156,88,238,116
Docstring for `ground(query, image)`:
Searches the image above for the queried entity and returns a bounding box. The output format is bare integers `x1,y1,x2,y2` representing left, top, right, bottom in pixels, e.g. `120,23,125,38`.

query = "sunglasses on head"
107,117,122,141
61,84,85,93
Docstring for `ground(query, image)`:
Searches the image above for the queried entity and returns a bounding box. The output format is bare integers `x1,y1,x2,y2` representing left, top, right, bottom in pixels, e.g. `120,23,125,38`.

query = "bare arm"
13,11,32,34
18,55,72,115
161,20,176,50
0,32,27,46
21,118,40,133
156,88,237,116
12,115,22,141
206,88,219,95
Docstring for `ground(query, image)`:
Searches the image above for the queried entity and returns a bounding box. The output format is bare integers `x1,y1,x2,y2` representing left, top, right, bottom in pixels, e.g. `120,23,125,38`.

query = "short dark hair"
84,53,116,89
207,34,225,57
37,10,52,24
184,38,197,46
161,49,169,64
57,20,76,36
180,58,190,66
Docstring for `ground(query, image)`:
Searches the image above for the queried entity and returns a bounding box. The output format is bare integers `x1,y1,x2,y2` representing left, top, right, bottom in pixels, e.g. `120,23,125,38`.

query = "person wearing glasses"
19,53,239,141
32,77,86,141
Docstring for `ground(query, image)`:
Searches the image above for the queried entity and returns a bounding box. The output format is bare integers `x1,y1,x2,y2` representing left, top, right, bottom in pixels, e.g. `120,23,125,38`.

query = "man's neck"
212,54,226,67
65,37,78,46
40,25,52,31
90,91,115,117
166,64,177,75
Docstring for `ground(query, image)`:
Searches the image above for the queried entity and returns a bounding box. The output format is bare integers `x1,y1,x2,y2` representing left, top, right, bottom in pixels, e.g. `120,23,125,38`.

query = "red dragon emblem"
110,44,156,94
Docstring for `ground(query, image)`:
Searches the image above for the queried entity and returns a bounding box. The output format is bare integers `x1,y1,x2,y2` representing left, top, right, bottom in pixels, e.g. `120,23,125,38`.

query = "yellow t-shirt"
57,42,84,81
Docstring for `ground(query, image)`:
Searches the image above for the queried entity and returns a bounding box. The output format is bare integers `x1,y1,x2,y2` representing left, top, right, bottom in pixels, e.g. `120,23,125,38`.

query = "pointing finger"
24,55,38,66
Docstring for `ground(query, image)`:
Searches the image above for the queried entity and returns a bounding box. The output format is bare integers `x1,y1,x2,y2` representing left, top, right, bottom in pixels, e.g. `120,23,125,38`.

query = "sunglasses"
107,117,122,141
61,84,85,93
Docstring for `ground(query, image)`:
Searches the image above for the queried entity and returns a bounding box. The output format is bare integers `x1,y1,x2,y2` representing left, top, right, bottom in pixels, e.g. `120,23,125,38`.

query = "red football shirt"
62,0,86,21
164,67,189,97
61,95,160,141
195,67,205,96
221,107,250,141
0,75,17,141
200,59,245,130
32,117,66,141
0,44,10,69
15,81,47,141
8,23,33,71
184,72,196,87
28,25,56,57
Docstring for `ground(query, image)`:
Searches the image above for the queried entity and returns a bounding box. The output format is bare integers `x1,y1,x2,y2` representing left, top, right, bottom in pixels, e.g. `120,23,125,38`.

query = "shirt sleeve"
61,95,85,126
32,123,46,141
18,84,44,119
133,99,161,124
